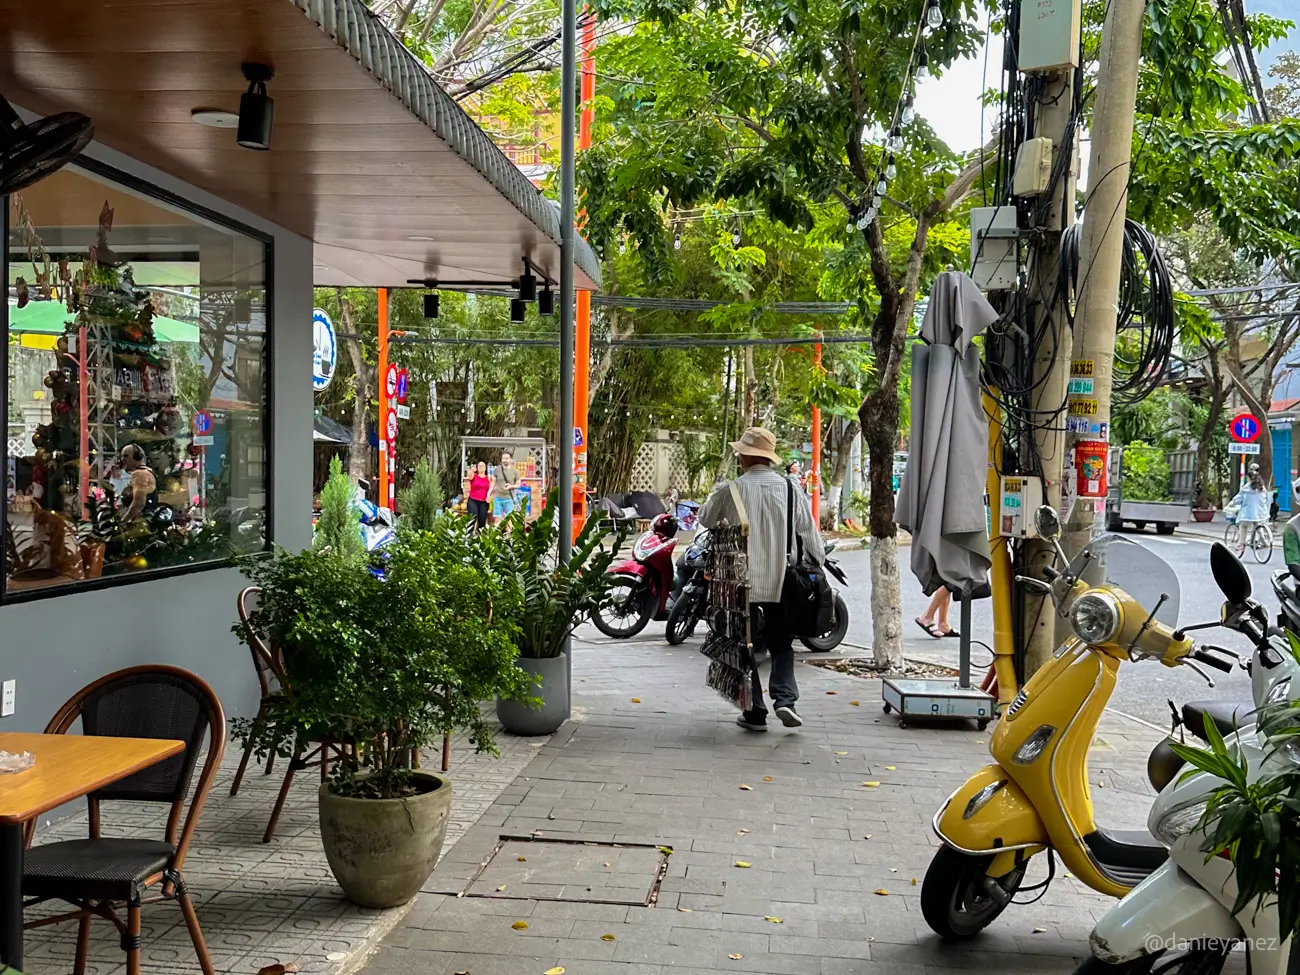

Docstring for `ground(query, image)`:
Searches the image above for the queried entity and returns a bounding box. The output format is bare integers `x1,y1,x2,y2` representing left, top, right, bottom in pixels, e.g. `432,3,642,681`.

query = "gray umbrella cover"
894,272,998,596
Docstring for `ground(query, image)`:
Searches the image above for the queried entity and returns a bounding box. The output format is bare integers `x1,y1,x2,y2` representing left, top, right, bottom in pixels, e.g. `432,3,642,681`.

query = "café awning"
0,0,600,291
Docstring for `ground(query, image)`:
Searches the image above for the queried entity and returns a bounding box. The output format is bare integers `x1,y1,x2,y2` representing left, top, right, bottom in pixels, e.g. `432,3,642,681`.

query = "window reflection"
5,165,269,594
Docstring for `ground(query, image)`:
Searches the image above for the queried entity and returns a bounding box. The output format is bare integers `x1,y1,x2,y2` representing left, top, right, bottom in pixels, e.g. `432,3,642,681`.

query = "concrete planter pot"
318,770,451,908
1192,508,1217,523
497,653,568,735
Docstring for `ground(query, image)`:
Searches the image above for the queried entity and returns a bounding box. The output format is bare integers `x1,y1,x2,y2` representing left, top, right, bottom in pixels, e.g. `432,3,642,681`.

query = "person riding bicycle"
1231,465,1271,554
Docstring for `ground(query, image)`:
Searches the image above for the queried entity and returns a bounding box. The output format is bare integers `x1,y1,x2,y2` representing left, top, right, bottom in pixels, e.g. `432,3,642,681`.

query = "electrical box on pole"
1018,0,1082,72
1013,137,1055,197
970,206,1020,291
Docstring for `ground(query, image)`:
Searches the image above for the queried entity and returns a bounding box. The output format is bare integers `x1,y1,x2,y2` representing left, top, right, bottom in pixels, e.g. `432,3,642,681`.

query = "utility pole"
1021,67,1078,674
558,0,577,715
1062,0,1147,559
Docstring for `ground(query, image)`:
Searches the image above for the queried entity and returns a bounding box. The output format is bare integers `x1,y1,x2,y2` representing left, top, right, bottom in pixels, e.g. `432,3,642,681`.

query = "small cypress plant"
314,456,364,558
398,458,444,535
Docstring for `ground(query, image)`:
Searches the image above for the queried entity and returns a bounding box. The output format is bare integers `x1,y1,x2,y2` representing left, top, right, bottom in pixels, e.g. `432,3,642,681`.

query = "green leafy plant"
492,492,626,660
1120,443,1173,502
234,520,530,800
314,456,364,558
398,458,444,534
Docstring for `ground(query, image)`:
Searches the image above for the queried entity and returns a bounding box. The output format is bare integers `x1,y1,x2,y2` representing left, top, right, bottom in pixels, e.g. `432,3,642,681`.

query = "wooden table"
0,731,185,969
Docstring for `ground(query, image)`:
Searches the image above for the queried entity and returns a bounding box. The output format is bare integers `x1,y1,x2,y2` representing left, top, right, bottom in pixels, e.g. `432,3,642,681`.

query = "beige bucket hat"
730,426,783,465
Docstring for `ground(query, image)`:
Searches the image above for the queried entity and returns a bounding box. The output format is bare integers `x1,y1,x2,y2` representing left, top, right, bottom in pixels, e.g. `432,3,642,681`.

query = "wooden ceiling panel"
0,0,595,289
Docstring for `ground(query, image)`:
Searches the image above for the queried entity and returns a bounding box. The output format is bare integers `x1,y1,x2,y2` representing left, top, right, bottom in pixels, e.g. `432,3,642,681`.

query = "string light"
673,231,682,250
925,0,943,30
885,155,897,180
876,178,888,195
916,47,930,81
732,229,742,246
872,194,882,209
901,89,916,124
887,126,903,152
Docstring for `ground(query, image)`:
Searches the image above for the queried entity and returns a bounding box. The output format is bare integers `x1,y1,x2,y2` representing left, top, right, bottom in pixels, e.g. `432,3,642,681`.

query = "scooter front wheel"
921,845,1025,940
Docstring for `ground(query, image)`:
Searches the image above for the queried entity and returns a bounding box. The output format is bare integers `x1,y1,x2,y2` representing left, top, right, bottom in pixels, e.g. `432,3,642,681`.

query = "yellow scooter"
922,506,1233,940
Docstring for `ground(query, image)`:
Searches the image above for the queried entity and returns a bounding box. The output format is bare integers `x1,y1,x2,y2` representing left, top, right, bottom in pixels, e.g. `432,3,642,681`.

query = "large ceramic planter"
497,653,568,735
1192,508,1216,523
318,770,451,908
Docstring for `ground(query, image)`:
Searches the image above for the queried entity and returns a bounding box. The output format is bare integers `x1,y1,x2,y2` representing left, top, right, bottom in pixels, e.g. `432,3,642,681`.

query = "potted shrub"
492,497,624,735
235,518,529,908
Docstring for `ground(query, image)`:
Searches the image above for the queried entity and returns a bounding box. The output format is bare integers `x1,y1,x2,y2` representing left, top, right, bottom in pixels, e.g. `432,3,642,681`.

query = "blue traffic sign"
193,410,213,436
1230,414,1261,444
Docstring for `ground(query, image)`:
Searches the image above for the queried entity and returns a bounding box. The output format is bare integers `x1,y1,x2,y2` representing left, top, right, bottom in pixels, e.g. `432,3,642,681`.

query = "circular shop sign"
312,309,337,393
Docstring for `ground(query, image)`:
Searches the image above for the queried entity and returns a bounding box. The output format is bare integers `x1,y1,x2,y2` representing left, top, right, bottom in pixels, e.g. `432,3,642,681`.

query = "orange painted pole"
377,287,391,511
811,340,822,525
572,11,596,538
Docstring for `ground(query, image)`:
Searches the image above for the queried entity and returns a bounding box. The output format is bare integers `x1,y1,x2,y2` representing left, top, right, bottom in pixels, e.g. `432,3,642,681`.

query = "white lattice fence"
629,442,657,491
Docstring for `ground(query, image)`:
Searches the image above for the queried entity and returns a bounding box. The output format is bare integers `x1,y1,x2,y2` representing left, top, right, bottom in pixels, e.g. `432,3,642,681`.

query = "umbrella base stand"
881,590,996,730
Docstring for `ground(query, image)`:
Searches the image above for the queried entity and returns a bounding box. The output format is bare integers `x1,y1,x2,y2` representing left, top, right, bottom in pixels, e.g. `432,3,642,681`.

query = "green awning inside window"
7,300,200,343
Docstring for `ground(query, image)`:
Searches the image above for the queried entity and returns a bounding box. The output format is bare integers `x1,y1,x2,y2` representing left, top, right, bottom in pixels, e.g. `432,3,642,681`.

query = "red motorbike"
593,513,678,638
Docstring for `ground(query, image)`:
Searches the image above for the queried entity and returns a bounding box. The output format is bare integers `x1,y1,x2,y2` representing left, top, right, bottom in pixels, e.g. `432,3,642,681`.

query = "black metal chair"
22,665,226,975
230,585,283,795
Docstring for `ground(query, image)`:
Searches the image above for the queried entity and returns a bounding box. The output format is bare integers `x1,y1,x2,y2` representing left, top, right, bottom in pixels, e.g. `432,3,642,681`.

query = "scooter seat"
1181,700,1252,741
1083,828,1167,873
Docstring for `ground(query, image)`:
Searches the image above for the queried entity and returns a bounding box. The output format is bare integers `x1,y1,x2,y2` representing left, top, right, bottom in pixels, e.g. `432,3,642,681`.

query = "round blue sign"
1230,414,1261,443
396,370,409,404
193,410,213,436
313,308,337,393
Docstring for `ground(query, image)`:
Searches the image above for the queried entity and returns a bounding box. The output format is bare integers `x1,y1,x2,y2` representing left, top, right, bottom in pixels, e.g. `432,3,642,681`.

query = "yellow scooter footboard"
934,765,1049,855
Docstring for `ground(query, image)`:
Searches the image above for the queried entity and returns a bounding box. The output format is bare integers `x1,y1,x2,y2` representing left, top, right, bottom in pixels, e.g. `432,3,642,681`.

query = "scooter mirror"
1210,541,1252,604
1033,505,1061,540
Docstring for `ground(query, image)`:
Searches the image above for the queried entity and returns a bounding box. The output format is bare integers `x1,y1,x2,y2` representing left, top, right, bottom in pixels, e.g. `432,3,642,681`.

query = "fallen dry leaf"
849,700,860,706
1098,780,1106,788
728,954,743,961
544,968,566,975
874,889,889,896
630,698,641,703
517,856,527,862
884,765,896,771
862,781,880,788
1033,927,1047,934
604,862,611,868
764,917,784,924
658,846,674,855
738,784,753,791
975,740,985,745
863,834,873,839
512,921,529,930
762,776,773,782
496,885,508,892
678,907,692,913
738,828,750,834
601,934,617,942
826,691,837,695
835,751,848,755
456,892,466,898
910,877,917,886
454,971,469,975
257,965,299,975
734,861,752,868
889,868,898,873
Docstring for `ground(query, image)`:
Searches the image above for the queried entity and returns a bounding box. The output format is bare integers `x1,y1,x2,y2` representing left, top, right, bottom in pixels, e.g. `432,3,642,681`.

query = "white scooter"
1079,543,1300,974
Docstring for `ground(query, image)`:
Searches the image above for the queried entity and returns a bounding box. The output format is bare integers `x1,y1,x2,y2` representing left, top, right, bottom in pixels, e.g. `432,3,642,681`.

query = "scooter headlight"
1070,592,1121,645
1012,725,1056,765
1152,799,1209,846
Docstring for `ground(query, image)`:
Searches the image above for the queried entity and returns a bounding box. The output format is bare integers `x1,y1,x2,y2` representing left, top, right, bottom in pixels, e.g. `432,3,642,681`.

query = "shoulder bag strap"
728,481,750,536
786,478,806,566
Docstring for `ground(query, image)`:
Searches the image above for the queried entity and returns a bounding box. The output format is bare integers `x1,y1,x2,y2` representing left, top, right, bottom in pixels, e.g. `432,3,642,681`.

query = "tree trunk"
860,388,903,670
1224,349,1275,488
822,419,860,529
337,295,371,483
743,344,757,427
1196,381,1225,507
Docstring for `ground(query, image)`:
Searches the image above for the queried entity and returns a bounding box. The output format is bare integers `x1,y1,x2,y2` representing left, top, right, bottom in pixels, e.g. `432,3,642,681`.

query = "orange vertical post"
572,11,597,538
810,340,822,525
377,287,391,511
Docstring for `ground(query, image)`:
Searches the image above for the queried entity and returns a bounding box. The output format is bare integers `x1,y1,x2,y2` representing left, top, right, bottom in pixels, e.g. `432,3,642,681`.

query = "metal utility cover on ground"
465,838,668,905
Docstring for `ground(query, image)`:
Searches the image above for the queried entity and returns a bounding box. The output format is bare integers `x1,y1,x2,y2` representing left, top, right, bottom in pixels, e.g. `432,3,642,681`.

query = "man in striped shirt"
700,426,825,731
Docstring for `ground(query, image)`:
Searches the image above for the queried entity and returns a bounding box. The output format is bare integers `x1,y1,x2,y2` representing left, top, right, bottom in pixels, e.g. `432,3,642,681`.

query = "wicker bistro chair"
232,585,353,843
21,665,226,975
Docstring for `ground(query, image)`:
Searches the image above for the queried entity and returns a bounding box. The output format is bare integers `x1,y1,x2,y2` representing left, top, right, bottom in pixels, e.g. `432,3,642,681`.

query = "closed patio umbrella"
894,271,997,596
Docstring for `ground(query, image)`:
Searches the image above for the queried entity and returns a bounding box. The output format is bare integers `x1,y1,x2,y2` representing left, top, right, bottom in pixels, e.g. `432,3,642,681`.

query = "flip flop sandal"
941,629,962,639
914,618,943,639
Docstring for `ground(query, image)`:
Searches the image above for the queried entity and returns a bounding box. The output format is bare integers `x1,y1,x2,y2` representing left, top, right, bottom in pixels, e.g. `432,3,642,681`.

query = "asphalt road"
828,527,1284,727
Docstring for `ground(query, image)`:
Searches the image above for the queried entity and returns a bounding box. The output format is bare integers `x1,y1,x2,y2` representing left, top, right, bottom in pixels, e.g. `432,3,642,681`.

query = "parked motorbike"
593,513,679,638
665,530,710,645
923,505,1244,941
799,558,849,652
1079,543,1300,974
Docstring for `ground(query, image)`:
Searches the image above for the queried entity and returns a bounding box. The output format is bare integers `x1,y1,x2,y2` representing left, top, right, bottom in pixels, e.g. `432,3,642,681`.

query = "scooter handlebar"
1190,649,1234,674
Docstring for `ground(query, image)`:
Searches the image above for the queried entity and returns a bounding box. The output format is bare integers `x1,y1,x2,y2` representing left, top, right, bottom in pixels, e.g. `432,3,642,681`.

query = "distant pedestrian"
915,587,959,639
465,460,490,531
492,451,521,522
700,426,825,732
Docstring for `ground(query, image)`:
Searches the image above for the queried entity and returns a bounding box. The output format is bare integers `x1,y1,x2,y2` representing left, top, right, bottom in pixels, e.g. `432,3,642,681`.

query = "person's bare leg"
935,589,952,633
918,589,946,625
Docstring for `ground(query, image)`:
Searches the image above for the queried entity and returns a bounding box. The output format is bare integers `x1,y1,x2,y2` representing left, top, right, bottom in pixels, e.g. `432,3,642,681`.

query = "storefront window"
3,163,270,597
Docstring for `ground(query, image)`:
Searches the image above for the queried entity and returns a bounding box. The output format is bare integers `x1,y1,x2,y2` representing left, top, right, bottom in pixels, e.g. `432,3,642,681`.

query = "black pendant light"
537,286,555,316
237,63,275,151
509,297,527,323
423,293,440,319
517,267,538,302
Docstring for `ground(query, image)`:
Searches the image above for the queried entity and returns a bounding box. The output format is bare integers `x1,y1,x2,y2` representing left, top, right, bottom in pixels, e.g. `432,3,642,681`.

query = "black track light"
237,63,275,151
423,293,440,319
537,286,555,316
518,268,538,302
510,297,527,324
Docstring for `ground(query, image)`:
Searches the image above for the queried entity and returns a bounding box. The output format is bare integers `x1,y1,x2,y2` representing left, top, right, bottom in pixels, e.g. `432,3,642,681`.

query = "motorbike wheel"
665,591,699,645
800,594,850,652
593,577,655,639
1072,944,1230,974
920,845,1025,940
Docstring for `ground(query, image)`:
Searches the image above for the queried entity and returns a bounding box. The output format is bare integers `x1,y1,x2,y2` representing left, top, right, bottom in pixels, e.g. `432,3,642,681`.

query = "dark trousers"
747,602,798,717
467,497,489,530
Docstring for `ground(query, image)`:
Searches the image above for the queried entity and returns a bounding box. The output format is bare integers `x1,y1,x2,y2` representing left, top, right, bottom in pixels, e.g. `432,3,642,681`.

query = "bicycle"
1226,515,1274,563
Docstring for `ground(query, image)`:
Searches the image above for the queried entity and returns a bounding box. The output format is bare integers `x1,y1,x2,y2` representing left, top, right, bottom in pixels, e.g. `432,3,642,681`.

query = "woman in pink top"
466,461,491,530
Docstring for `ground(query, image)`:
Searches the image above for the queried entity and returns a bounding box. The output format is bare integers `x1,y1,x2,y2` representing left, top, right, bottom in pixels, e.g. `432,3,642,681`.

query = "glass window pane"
5,165,269,595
